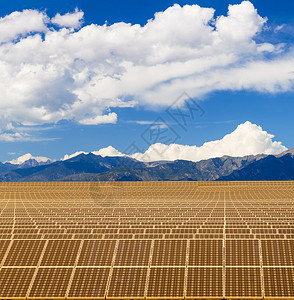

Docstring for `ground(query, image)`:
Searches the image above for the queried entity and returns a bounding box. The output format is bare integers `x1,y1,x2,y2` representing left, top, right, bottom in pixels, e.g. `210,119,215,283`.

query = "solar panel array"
0,181,294,299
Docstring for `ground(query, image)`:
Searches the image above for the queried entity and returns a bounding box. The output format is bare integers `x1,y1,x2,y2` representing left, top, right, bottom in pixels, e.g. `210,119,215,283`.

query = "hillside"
219,152,294,181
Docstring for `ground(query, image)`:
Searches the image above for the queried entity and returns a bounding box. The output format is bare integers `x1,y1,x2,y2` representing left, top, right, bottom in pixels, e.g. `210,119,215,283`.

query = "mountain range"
0,157,51,174
0,148,293,182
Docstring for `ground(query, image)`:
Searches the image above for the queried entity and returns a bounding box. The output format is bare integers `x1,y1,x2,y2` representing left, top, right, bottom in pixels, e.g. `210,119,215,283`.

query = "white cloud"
128,120,158,125
0,1,293,134
0,9,48,43
0,132,29,142
131,121,287,162
51,9,84,29
62,151,88,161
9,153,51,164
2,122,287,165
62,146,124,161
274,24,285,33
0,122,31,141
62,121,287,162
0,122,57,142
62,146,125,161
79,112,117,125
216,1,266,43
92,146,124,157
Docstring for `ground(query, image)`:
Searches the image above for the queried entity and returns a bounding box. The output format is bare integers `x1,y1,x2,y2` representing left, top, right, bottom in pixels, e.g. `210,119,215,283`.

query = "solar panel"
0,267,35,298
225,267,262,297
264,267,294,297
189,240,222,266
3,240,46,266
226,240,260,266
147,267,185,297
0,181,294,298
108,267,147,297
186,267,222,297
68,267,109,298
77,240,116,266
0,240,11,263
114,240,151,266
152,240,187,266
40,240,81,266
29,267,72,297
262,240,294,266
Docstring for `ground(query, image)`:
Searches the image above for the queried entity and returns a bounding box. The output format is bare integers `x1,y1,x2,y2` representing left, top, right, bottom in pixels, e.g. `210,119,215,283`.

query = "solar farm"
0,181,294,299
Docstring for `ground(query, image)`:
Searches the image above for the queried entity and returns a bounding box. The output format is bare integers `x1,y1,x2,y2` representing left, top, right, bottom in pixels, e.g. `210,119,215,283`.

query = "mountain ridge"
0,148,292,182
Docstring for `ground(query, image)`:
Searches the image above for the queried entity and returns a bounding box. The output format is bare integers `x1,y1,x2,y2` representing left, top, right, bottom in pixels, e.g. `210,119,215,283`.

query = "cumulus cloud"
92,146,125,157
131,121,287,162
0,1,293,134
9,153,50,164
62,121,287,162
0,9,48,43
216,1,266,43
51,9,84,29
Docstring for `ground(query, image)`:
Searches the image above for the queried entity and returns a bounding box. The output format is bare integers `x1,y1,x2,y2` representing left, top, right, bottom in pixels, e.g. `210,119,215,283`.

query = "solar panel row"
1,266,294,298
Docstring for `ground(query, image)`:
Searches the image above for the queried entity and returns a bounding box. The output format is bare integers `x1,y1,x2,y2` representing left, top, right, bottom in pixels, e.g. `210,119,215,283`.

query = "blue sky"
0,0,294,162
